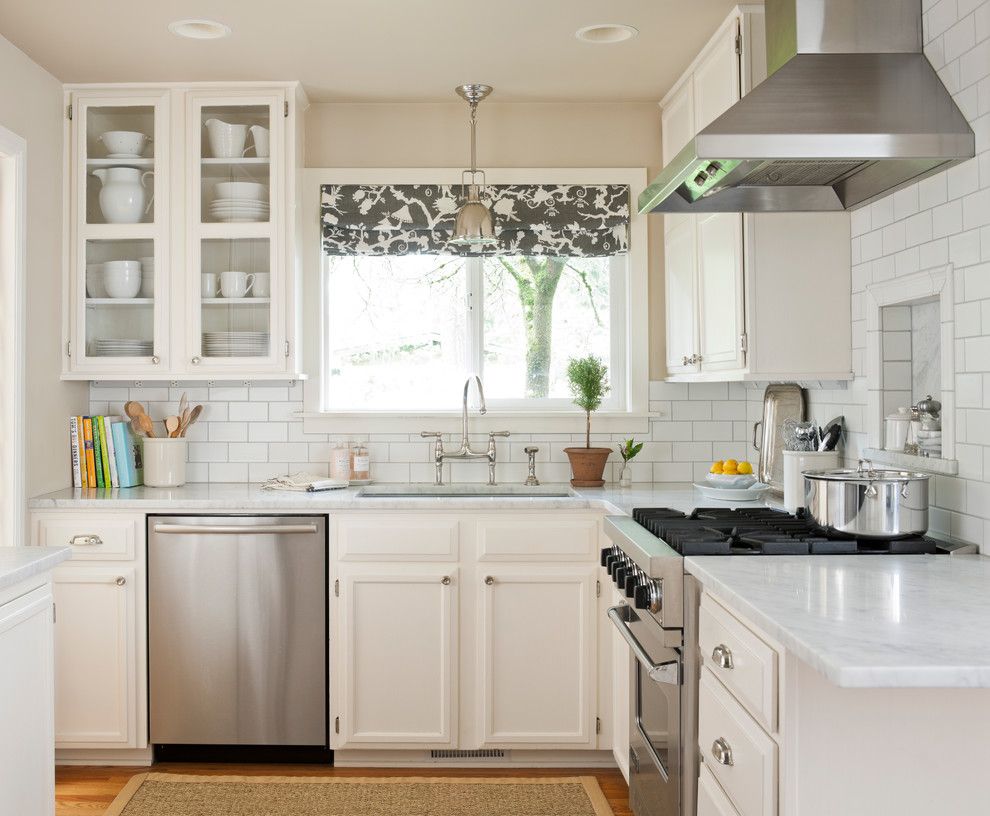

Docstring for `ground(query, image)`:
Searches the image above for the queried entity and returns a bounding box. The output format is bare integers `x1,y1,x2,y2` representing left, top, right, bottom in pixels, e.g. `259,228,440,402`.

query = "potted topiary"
564,355,612,487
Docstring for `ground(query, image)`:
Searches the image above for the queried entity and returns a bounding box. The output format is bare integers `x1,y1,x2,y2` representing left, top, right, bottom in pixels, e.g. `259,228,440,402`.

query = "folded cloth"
262,472,348,491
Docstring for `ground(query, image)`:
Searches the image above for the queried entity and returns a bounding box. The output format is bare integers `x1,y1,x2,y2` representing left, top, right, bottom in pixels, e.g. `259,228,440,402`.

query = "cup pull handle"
712,644,734,669
712,737,733,766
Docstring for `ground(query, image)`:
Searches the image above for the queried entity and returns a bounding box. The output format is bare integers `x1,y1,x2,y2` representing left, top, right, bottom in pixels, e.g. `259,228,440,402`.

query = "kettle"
205,118,248,158
91,167,153,224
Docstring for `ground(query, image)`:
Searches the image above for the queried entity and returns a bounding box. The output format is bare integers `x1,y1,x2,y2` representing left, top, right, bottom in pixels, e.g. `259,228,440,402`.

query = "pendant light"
450,84,497,247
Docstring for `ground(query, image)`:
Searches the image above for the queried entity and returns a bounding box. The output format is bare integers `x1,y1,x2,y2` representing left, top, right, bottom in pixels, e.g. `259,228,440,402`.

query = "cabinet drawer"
699,668,776,816
33,513,141,561
476,517,599,560
698,763,742,816
699,595,778,732
334,516,458,561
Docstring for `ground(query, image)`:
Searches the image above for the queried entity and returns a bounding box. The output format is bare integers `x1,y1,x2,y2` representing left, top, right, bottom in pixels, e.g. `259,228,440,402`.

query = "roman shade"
321,184,629,257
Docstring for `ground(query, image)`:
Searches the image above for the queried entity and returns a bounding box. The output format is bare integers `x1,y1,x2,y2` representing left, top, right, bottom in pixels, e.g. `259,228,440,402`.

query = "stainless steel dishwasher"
148,515,328,761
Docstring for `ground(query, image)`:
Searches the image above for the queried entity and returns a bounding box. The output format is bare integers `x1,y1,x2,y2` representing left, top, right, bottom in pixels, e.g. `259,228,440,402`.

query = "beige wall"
305,102,666,377
0,34,87,499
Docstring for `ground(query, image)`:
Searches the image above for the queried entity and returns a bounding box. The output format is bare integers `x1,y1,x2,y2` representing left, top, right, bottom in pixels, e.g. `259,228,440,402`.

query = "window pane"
325,256,466,410
482,256,612,400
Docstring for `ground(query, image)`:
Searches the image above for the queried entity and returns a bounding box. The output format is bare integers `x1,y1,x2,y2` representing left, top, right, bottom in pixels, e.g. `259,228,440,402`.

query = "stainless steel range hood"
640,0,975,214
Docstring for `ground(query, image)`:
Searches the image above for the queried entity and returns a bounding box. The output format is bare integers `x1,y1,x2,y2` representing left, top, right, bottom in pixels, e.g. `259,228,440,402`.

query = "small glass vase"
618,462,633,488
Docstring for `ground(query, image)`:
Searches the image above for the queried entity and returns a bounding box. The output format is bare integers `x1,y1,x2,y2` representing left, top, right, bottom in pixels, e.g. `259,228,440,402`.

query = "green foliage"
566,355,609,412
618,438,644,462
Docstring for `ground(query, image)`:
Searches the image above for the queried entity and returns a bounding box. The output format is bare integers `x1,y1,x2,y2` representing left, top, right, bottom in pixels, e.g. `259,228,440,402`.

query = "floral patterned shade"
321,184,629,257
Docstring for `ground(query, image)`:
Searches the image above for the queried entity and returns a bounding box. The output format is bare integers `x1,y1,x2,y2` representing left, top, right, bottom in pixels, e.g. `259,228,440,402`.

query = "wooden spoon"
136,413,156,438
179,404,203,437
123,401,145,421
164,416,180,438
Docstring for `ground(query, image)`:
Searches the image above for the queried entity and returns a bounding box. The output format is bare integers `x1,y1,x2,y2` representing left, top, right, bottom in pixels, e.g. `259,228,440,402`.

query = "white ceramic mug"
139,257,155,298
201,273,219,298
252,273,270,297
220,271,255,299
142,437,187,487
86,263,107,298
103,260,142,299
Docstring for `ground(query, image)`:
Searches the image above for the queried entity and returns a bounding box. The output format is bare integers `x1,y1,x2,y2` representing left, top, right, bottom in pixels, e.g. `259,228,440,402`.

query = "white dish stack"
210,181,269,223
92,339,154,357
202,331,269,357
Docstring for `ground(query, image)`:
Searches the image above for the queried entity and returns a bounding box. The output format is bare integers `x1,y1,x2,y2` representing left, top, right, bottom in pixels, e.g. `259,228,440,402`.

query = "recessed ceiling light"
575,24,639,44
168,19,232,40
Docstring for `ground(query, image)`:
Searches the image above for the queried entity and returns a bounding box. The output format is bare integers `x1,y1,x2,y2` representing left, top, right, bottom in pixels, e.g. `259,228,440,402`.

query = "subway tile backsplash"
89,380,786,485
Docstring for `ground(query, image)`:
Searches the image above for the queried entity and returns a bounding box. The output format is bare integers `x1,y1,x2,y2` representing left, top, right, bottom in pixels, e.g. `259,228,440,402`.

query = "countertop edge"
0,546,72,593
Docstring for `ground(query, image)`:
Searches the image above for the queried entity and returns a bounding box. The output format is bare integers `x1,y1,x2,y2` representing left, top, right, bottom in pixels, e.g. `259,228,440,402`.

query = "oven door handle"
608,606,681,686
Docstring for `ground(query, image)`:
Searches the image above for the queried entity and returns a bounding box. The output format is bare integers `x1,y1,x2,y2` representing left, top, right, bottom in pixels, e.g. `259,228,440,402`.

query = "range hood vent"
640,0,975,214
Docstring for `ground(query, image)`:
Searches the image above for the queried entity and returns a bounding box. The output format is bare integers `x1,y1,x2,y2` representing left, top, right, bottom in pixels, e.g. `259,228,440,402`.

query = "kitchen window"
302,169,649,431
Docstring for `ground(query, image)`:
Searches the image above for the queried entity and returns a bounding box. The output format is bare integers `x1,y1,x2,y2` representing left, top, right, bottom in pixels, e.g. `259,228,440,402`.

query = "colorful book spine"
104,417,120,488
82,417,97,488
112,421,143,487
69,416,82,488
97,416,112,487
91,418,105,488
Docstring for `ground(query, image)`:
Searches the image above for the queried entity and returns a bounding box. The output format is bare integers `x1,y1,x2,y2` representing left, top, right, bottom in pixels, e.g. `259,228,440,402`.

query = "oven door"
609,605,681,816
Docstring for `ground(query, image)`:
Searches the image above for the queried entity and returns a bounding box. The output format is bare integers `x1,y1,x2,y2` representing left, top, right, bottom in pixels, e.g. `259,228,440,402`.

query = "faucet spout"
462,375,486,448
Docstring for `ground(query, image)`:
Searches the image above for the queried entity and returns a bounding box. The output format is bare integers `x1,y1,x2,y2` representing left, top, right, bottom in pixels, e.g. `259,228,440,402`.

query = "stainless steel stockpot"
803,459,930,538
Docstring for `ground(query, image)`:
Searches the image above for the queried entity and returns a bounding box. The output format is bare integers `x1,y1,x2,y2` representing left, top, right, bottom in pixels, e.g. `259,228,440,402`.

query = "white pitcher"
91,167,154,224
246,125,270,158
205,118,248,158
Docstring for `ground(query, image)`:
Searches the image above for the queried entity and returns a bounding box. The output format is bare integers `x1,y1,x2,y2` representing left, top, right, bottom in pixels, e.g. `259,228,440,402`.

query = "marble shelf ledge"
863,448,958,475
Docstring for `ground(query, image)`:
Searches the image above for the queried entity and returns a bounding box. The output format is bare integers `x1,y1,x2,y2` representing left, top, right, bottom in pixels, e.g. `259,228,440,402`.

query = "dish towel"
261,472,348,492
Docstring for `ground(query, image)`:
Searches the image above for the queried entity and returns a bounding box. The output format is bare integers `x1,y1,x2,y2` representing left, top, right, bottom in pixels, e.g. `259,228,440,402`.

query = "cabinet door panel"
334,565,457,747
697,213,745,371
476,566,597,747
693,19,741,133
665,216,699,374
53,566,137,748
661,81,695,169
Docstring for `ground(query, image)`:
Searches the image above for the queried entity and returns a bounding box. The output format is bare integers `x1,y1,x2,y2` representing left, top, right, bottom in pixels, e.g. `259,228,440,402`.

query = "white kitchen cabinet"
609,588,631,782
62,83,307,380
658,7,852,382
0,582,56,816
475,565,598,747
52,565,141,748
333,564,458,749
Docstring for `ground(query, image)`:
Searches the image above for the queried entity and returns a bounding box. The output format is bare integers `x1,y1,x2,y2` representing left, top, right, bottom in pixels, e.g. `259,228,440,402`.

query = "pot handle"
753,420,763,451
865,481,878,498
900,480,910,499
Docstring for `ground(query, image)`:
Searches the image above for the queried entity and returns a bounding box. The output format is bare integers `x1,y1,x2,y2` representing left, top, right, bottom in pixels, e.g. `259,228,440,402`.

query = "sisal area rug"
104,773,616,816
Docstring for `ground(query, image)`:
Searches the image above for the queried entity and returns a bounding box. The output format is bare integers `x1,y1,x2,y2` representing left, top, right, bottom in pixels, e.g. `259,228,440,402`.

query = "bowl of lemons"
706,459,756,488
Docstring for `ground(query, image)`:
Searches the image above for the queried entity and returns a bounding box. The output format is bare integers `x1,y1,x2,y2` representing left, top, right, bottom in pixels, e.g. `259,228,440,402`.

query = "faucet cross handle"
524,446,540,487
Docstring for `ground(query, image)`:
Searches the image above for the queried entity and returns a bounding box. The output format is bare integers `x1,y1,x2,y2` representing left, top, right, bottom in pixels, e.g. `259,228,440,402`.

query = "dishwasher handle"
152,523,320,535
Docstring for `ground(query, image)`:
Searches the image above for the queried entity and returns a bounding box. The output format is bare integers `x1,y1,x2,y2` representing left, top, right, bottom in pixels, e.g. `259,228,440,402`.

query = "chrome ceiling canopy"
640,0,975,214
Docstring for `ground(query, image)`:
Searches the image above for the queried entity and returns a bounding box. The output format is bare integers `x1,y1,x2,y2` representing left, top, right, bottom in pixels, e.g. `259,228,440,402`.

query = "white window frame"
300,168,650,434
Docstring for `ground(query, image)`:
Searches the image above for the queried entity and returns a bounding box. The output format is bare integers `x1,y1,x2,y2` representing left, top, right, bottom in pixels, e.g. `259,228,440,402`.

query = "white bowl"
214,181,268,202
705,472,757,488
99,130,149,157
86,264,107,298
103,261,142,298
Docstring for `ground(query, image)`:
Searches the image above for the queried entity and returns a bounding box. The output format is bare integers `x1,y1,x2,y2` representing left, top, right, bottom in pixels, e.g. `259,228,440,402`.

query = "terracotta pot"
564,447,611,488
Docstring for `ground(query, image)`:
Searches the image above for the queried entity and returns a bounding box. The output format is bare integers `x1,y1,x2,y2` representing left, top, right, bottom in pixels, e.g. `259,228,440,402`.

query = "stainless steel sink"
357,484,572,498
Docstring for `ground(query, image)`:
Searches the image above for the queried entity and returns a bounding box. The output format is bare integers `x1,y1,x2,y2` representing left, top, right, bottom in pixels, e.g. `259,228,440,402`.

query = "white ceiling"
0,0,747,102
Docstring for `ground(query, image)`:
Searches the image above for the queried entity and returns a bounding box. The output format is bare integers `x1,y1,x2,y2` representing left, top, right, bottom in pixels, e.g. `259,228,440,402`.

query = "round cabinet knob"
484,576,495,586
440,576,451,585
191,356,201,365
151,355,160,365
712,737,733,766
712,644,734,670
114,576,126,586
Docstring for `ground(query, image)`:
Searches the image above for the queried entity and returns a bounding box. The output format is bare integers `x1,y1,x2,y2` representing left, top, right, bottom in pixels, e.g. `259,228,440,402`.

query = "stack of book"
69,416,143,489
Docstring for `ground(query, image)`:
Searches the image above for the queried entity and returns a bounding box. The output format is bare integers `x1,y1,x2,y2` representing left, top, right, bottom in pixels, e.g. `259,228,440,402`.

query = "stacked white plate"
92,339,154,357
209,198,270,223
203,331,269,357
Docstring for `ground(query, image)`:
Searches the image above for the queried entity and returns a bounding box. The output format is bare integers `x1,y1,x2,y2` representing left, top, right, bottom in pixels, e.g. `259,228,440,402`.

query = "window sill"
300,410,652,436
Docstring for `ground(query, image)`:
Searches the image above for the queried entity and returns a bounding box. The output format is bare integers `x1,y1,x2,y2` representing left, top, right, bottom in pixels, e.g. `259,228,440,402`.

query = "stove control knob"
634,580,663,615
600,547,612,567
624,569,644,599
633,582,649,610
605,553,621,575
614,565,628,587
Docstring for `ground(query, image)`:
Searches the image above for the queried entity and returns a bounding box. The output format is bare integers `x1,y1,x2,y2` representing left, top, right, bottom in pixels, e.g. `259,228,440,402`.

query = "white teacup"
139,257,155,297
220,271,255,299
201,272,219,298
86,263,107,298
103,260,142,299
252,273,271,297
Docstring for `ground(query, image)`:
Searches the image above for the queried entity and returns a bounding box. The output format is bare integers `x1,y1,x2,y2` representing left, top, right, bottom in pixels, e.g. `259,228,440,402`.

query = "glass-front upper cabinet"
69,91,170,374
186,92,284,373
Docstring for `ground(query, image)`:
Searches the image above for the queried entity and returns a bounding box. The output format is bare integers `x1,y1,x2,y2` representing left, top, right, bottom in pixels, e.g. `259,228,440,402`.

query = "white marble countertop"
0,546,71,593
27,482,720,515
687,553,990,688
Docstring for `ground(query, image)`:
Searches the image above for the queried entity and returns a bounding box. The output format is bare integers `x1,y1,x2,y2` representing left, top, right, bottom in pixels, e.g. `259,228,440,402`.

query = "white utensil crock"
142,437,187,487
205,119,248,158
783,450,841,513
885,407,911,452
91,167,153,224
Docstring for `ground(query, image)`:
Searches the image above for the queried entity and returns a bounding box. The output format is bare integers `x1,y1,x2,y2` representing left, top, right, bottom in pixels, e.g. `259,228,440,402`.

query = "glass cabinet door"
188,94,282,372
73,93,168,371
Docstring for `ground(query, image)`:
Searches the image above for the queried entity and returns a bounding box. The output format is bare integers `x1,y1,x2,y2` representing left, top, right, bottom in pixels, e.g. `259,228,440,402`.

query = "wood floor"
55,764,632,815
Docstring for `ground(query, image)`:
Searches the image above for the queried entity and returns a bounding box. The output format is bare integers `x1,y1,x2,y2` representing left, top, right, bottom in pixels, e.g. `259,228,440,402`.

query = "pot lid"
803,467,930,482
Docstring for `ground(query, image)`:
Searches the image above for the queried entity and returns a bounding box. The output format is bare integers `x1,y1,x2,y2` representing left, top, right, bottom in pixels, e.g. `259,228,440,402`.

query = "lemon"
737,461,753,475
710,460,724,474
